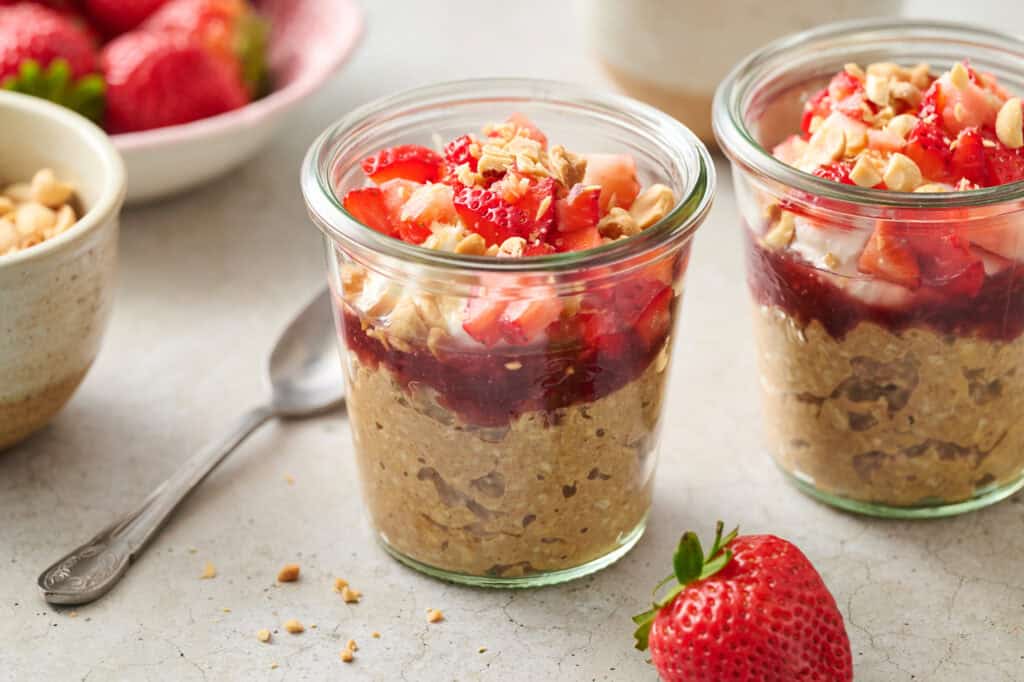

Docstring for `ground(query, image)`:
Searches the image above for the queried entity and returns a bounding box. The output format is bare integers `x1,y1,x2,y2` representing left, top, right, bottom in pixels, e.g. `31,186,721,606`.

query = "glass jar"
302,80,715,586
714,20,1024,518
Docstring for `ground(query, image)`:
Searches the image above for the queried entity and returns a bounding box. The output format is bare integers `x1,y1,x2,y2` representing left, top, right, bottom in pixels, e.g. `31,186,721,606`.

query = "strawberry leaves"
2,58,105,123
632,521,739,651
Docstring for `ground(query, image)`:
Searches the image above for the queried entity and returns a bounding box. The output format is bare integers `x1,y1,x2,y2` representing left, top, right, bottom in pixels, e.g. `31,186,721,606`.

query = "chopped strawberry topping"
633,286,673,348
361,144,443,184
583,154,641,212
452,185,531,245
342,187,395,237
462,298,506,346
858,224,921,289
986,146,1024,185
555,183,601,232
949,127,991,187
801,87,830,137
906,229,985,297
500,296,563,345
513,177,557,237
812,161,856,185
444,135,478,171
556,226,603,252
904,120,952,183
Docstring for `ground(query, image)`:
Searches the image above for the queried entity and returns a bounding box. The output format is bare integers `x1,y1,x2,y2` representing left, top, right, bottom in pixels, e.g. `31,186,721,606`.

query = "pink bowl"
112,0,363,203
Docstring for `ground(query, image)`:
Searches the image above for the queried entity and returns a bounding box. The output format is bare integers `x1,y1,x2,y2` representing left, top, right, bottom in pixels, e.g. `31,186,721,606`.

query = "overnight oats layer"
715,26,1024,517
303,85,713,585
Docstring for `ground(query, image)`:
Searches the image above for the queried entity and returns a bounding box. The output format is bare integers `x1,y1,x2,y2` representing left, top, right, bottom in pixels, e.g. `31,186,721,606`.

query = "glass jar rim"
713,18,1024,211
301,78,715,274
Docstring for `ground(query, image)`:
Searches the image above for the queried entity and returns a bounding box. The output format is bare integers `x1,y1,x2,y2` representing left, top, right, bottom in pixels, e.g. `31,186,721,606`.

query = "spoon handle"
38,406,275,606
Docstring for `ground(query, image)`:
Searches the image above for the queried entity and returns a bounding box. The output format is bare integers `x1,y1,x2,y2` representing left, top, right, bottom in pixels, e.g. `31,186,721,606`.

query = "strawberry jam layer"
339,306,672,428
747,236,1024,342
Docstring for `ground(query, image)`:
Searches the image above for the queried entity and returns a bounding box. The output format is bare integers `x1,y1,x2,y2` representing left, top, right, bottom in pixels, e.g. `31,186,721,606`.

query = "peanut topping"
996,98,1023,149
427,608,444,623
627,184,675,230
949,62,969,90
596,207,639,239
454,232,487,255
283,619,304,634
257,629,271,643
341,586,362,603
276,563,300,582
200,561,217,579
800,125,846,172
883,153,923,192
762,210,796,250
849,155,883,188
497,236,526,258
865,74,890,107
885,114,919,139
340,648,354,663
30,169,74,208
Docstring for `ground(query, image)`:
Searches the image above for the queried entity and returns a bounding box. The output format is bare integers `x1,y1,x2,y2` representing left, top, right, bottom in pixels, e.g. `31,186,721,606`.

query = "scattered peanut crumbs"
427,609,444,623
200,561,217,579
257,629,271,643
283,619,305,634
332,577,348,592
340,648,354,663
277,563,301,583
341,586,361,603
222,607,231,613
347,639,358,652
371,631,381,639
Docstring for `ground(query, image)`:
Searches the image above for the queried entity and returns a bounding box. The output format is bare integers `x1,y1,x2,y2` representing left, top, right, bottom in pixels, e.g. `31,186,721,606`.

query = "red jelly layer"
747,234,1024,342
339,306,672,428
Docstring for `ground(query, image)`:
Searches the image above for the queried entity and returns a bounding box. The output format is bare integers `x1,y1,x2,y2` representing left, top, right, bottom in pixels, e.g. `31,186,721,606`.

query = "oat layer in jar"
714,20,1024,518
302,80,714,586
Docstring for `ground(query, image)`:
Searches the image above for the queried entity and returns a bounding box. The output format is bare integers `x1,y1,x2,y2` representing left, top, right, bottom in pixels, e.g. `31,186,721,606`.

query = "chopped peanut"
30,169,74,208
883,153,923,192
762,211,796,250
277,563,300,583
996,98,1023,149
949,62,969,90
341,586,362,603
333,577,349,592
427,609,444,623
283,619,304,634
849,155,883,188
200,562,217,579
627,184,675,230
257,629,271,643
340,648,354,663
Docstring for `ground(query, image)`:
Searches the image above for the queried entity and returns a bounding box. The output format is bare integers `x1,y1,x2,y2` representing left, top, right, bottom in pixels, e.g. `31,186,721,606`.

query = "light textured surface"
2,2,1023,681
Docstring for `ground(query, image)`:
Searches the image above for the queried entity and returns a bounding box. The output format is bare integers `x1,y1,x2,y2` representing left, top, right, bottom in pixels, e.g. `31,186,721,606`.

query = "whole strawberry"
0,2,97,79
84,0,170,37
142,0,269,97
634,523,853,682
101,30,247,133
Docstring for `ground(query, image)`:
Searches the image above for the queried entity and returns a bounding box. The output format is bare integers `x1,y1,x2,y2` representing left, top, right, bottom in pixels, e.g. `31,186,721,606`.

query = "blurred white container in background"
578,0,900,144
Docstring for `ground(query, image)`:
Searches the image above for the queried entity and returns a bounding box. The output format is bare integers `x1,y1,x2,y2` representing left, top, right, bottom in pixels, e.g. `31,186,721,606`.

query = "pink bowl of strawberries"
0,0,362,202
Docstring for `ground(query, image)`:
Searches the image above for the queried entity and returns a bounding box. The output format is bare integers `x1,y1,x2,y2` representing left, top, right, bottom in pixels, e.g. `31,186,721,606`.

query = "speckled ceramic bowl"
0,91,125,451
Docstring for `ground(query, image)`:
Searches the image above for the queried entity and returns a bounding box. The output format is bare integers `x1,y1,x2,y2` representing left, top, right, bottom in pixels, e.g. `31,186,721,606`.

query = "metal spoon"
38,288,344,606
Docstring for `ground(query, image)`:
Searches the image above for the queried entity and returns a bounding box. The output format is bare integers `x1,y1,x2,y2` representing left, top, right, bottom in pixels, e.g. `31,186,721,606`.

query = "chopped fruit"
554,183,601,232
462,297,506,346
85,0,168,37
812,161,855,185
906,229,985,297
500,295,562,345
399,182,456,241
513,176,556,236
904,120,951,182
444,134,478,170
556,225,602,252
772,135,809,165
101,30,248,133
523,240,556,257
0,3,98,81
633,522,853,682
858,224,921,289
362,144,443,184
986,145,1024,185
583,154,641,212
453,185,530,245
801,87,831,137
633,285,673,348
343,187,395,237
949,127,991,187
379,178,431,243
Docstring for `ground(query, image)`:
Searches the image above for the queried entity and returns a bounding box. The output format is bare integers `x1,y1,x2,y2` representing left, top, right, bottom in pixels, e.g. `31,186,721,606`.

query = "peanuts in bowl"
0,169,80,256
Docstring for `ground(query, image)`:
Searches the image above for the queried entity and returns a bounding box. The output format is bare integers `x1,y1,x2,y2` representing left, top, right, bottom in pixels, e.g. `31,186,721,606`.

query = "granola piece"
276,563,300,582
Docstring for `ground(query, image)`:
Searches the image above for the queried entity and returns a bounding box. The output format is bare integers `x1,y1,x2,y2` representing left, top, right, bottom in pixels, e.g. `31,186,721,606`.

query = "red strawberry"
633,285,673,348
555,225,602,252
858,223,921,289
904,120,952,183
986,145,1024,186
906,229,984,297
462,298,506,346
555,183,601,232
812,161,856,185
800,86,830,137
101,31,247,133
84,0,169,37
0,3,97,80
949,127,990,187
634,522,853,682
342,187,395,237
510,176,556,238
500,294,562,345
361,144,443,185
143,0,269,97
452,185,530,245
444,134,478,171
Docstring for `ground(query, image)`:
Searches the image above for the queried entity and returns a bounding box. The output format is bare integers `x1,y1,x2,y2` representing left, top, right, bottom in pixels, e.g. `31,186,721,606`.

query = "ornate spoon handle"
38,406,274,605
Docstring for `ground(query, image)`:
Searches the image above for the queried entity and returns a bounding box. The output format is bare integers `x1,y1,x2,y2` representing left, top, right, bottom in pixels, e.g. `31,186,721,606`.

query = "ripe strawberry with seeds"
362,144,443,184
84,0,169,37
342,187,395,237
101,30,247,133
452,185,531,245
143,0,269,97
634,522,853,682
444,134,478,171
555,183,601,232
858,223,921,289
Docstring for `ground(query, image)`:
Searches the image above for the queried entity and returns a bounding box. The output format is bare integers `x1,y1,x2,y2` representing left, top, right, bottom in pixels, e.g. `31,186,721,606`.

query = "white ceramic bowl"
113,0,363,204
0,91,126,450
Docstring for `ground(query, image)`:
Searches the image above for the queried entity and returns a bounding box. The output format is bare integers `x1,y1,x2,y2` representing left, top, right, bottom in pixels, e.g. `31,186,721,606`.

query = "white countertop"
2,2,1023,681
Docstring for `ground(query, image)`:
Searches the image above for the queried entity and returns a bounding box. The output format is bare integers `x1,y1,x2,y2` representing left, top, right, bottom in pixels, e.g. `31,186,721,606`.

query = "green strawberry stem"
1,59,105,124
235,11,271,99
632,521,739,651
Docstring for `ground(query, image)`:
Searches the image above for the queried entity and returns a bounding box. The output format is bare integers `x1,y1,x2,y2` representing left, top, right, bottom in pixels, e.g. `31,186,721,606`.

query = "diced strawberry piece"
462,298,506,347
858,224,921,289
342,187,396,237
555,183,601,232
906,229,985,297
801,86,831,137
452,185,531,245
812,161,856,185
918,80,944,121
500,296,562,345
378,179,430,243
614,278,669,325
514,177,557,237
555,226,603,252
633,286,673,349
986,145,1024,185
523,240,556,257
905,120,952,182
827,70,862,101
505,113,547,148
580,310,626,356
583,154,641,212
949,127,991,187
361,144,443,184
444,134,478,171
